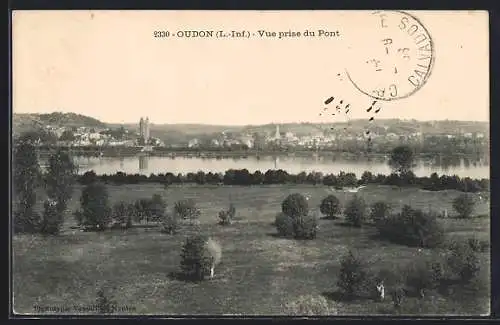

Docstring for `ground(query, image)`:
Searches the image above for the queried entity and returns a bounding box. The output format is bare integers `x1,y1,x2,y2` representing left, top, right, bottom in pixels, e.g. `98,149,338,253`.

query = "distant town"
13,113,489,158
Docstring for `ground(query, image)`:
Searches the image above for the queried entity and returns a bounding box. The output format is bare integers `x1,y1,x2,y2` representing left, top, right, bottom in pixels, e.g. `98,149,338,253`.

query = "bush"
111,201,132,229
275,213,295,238
283,295,336,315
447,241,480,283
14,209,41,234
40,199,64,235
344,195,367,227
174,199,201,221
404,257,445,298
275,212,318,240
134,198,153,223
320,195,341,219
467,237,489,253
96,287,116,314
161,213,178,234
180,234,222,281
337,250,370,299
370,201,392,224
293,214,319,240
218,203,236,225
282,193,309,218
76,182,112,231
452,194,476,219
376,205,445,248
149,194,166,223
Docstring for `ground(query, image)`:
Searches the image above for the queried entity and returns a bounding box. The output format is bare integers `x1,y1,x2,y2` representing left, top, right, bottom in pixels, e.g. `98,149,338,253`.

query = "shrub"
111,201,132,229
14,209,41,234
404,258,445,298
447,241,480,283
282,193,309,218
149,194,166,223
283,295,336,315
391,287,406,310
452,194,476,219
174,199,201,221
275,212,318,240
293,214,319,240
76,182,112,231
320,195,341,219
40,199,64,235
134,198,153,223
180,234,222,281
218,203,236,225
344,195,367,227
376,205,445,248
337,250,369,299
96,287,116,314
161,212,178,234
275,212,295,238
370,201,392,224
467,237,489,253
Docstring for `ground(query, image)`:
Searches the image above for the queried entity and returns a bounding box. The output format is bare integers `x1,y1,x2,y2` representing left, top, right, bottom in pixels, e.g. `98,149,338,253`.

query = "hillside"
13,112,106,131
13,112,488,140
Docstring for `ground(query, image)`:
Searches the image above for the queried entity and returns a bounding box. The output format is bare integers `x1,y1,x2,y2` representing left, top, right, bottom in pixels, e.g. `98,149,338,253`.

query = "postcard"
11,10,490,316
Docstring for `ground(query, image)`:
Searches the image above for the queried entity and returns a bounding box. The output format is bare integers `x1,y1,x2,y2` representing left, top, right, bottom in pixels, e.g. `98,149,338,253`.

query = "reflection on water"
70,154,489,179
139,155,149,171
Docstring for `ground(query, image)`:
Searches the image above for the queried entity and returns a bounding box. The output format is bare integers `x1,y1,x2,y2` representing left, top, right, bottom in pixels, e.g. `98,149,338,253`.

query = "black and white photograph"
11,10,490,316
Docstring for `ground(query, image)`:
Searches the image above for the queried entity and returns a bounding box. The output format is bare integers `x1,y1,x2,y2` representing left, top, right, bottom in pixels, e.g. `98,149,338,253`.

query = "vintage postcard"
11,10,490,316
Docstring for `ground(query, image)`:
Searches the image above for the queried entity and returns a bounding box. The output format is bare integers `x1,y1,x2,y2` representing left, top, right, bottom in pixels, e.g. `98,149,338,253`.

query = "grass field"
13,184,490,315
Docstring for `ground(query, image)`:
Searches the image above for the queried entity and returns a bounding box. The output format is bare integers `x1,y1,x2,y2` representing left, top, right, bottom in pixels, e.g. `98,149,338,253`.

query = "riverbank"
35,146,488,162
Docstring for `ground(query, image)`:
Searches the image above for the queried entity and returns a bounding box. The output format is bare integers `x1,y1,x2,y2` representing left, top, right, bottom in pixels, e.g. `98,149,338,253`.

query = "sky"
12,10,489,125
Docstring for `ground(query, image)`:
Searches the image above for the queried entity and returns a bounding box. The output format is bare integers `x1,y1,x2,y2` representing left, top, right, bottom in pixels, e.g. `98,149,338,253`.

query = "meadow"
13,184,490,315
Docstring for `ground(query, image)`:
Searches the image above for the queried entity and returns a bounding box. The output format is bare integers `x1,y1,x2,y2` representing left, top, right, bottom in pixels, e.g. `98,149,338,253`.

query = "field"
13,184,490,315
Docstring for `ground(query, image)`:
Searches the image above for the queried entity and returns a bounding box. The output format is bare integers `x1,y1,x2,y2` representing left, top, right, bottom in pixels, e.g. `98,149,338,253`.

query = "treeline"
77,169,489,193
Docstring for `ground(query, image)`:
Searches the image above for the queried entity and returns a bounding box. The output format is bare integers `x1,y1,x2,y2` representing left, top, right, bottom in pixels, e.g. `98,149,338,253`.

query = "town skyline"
12,111,490,126
13,11,489,125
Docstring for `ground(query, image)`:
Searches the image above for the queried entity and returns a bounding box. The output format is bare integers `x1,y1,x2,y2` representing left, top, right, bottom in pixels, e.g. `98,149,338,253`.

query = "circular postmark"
345,10,435,101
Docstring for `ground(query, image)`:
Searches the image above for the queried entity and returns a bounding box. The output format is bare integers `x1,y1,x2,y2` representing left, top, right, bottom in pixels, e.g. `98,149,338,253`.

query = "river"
65,155,489,179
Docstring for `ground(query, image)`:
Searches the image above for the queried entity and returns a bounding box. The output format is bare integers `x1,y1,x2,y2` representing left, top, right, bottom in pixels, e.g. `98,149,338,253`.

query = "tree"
320,195,341,219
337,250,369,299
282,193,309,218
59,130,76,142
344,195,367,227
79,170,99,185
405,258,444,298
174,199,201,221
149,194,166,223
218,202,236,226
180,234,222,281
370,201,392,224
376,205,445,248
389,145,415,176
275,212,295,238
13,138,42,233
452,194,476,219
43,149,78,234
112,201,132,228
76,182,111,231
40,199,61,235
447,241,480,283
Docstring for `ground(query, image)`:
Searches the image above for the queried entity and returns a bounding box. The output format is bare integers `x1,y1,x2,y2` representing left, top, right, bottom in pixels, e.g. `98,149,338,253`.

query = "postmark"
345,10,435,101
